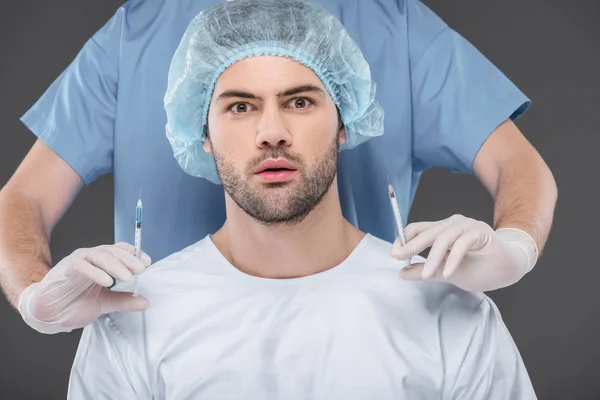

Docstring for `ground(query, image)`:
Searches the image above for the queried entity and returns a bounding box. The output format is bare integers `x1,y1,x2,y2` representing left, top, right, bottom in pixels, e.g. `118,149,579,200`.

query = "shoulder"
114,235,214,293
96,238,208,342
96,236,225,348
119,0,218,23
354,235,513,379
360,233,488,319
359,233,424,273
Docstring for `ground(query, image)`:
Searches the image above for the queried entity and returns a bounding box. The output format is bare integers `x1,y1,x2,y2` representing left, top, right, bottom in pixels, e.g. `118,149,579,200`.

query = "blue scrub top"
20,0,530,263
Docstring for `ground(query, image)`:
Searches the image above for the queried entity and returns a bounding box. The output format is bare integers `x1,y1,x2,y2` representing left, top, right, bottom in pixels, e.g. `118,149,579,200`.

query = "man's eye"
229,103,253,114
288,97,313,109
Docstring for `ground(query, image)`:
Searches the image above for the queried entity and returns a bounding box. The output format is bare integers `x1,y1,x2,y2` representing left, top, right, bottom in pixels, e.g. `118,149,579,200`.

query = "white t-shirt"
67,234,536,399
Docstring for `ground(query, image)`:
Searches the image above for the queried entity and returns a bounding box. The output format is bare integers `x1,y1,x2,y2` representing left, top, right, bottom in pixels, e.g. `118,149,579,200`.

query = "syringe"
387,184,413,264
133,189,143,297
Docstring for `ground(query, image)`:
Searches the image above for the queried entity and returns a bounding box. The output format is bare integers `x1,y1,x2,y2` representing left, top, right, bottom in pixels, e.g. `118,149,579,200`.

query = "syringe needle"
388,183,413,264
133,189,143,297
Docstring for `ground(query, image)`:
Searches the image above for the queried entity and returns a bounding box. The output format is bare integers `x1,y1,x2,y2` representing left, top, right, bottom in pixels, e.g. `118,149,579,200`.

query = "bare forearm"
493,152,557,256
0,188,52,310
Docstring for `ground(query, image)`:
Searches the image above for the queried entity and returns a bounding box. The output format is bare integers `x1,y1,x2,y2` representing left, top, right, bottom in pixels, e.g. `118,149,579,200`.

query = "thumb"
99,289,149,314
398,262,426,281
391,237,418,260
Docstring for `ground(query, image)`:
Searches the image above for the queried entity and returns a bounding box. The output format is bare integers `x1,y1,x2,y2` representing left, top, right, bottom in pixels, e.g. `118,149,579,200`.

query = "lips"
254,159,297,174
254,158,297,183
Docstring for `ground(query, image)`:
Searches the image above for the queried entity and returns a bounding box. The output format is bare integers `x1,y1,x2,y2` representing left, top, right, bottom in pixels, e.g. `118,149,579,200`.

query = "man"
1,0,556,334
67,2,536,397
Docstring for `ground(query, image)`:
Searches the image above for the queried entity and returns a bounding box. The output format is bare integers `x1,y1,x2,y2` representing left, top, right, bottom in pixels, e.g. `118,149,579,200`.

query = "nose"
255,102,292,149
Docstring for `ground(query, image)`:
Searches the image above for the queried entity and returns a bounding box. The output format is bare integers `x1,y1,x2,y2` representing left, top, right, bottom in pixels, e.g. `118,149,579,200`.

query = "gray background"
0,0,598,398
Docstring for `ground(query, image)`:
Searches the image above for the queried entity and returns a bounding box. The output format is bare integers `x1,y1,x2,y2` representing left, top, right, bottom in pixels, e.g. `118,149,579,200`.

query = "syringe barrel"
134,226,142,258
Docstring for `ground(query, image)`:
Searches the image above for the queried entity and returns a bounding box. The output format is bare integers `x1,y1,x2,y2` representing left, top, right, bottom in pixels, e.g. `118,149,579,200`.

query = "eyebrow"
214,84,326,103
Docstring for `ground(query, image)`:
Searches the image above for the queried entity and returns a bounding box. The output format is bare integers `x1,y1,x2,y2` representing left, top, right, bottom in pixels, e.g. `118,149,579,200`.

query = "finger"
84,248,135,283
392,220,452,260
443,232,481,279
398,262,426,280
391,236,412,260
98,288,149,314
399,263,440,281
404,221,438,242
422,225,464,280
391,232,428,259
114,242,152,266
104,245,149,275
70,259,115,288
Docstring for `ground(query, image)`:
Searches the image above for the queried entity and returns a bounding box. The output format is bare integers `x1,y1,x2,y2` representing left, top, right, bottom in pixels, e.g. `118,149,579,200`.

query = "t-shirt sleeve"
19,9,125,185
445,297,537,400
406,0,531,174
67,315,152,399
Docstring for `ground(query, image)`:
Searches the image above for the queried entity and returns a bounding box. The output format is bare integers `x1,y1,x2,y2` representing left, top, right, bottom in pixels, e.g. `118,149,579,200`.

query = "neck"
211,179,365,279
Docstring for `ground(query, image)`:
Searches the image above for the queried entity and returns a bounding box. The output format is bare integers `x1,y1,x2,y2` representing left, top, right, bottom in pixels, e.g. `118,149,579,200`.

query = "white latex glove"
18,242,151,334
391,214,538,292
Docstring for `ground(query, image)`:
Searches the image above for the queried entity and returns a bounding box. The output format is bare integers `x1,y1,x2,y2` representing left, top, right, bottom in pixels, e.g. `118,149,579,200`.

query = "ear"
203,127,213,154
338,125,347,146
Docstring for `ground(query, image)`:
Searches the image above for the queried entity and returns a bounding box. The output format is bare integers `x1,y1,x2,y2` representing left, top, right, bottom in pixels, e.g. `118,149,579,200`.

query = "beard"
213,134,340,227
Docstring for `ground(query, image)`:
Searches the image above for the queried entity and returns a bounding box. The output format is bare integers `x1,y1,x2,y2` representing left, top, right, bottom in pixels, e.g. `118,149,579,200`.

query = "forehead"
213,56,326,95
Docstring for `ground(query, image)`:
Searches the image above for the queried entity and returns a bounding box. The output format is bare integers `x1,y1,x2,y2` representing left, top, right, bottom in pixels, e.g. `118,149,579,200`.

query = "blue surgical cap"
164,0,384,184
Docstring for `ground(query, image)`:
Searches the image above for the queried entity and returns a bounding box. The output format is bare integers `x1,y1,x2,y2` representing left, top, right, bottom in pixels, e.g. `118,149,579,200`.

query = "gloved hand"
391,214,538,292
18,242,151,334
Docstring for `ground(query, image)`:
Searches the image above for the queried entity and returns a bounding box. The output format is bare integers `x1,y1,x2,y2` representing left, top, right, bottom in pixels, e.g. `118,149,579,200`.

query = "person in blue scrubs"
0,0,557,334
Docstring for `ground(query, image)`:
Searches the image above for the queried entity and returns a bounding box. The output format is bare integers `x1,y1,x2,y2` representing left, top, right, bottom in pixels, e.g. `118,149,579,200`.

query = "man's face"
205,56,346,226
